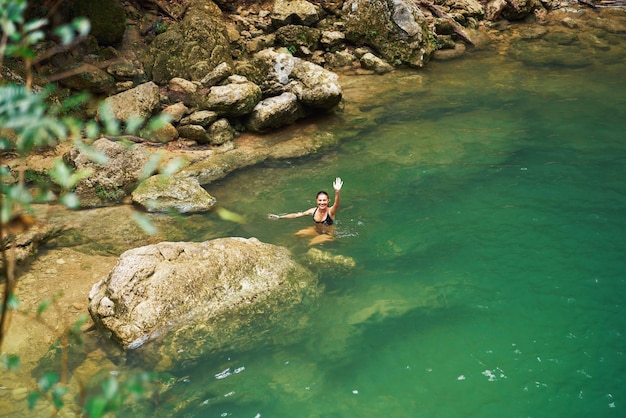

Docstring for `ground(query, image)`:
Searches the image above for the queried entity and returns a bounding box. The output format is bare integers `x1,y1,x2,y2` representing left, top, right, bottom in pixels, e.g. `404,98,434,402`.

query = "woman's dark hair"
316,191,329,198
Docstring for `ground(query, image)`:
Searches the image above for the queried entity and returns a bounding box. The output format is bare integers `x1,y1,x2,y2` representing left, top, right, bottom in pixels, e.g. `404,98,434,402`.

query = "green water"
131,47,626,416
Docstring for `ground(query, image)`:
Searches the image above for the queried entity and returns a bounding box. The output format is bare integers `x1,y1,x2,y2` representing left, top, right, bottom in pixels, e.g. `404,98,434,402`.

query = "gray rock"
323,50,357,68
199,62,233,87
197,81,262,117
271,0,320,27
254,49,342,110
131,175,217,213
288,57,343,109
65,138,150,207
145,0,233,83
206,118,235,145
432,42,467,61
107,60,143,81
177,124,209,143
342,0,436,68
320,30,346,51
274,25,321,53
360,52,394,74
88,238,320,365
301,248,356,279
0,221,64,271
168,77,198,94
441,0,485,19
144,122,179,143
245,92,305,132
161,102,189,123
99,81,160,121
179,110,219,127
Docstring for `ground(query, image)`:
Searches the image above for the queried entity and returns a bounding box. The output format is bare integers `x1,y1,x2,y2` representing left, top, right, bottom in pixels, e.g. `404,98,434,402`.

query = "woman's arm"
269,207,315,219
330,177,343,217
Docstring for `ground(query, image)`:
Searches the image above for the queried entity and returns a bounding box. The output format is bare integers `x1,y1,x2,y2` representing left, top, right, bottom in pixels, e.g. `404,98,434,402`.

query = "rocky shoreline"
5,0,625,214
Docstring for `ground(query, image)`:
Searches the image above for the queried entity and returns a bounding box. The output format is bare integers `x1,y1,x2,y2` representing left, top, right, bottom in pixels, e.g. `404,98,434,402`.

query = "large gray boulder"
88,238,320,368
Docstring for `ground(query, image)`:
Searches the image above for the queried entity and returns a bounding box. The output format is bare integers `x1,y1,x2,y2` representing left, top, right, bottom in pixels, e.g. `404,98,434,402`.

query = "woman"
269,177,343,245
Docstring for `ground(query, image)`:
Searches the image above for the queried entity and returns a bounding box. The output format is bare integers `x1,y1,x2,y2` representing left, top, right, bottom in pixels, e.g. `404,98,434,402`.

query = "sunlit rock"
88,238,321,368
131,175,217,213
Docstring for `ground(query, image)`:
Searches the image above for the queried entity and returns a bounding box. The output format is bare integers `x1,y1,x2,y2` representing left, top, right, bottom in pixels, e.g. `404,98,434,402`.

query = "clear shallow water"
135,47,624,416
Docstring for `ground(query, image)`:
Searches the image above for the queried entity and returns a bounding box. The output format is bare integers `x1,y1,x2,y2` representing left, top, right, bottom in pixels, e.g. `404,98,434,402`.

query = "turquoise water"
130,47,626,416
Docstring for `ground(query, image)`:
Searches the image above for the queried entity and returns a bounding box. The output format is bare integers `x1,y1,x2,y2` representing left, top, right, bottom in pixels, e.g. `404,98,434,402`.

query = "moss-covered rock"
145,0,233,83
72,0,126,46
342,0,436,68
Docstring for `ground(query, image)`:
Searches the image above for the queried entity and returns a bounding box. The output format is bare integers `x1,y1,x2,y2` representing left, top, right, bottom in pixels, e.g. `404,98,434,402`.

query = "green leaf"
7,293,20,310
48,159,73,189
1,354,20,371
84,396,108,418
124,115,145,135
73,17,91,37
28,391,42,410
24,29,45,46
140,151,163,179
132,212,158,235
51,385,68,409
160,157,185,177
37,299,52,316
38,372,59,392
97,102,120,136
73,138,107,164
102,376,119,400
23,18,48,33
59,192,80,209
53,25,74,46
146,113,172,131
84,120,101,139
68,314,88,345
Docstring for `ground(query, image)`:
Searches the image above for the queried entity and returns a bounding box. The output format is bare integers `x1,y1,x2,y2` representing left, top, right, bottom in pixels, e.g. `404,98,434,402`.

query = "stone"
131,175,217,213
88,238,320,367
245,92,305,132
198,81,262,117
99,81,160,121
271,0,320,27
64,138,150,207
179,110,219,127
206,118,235,145
200,62,233,87
360,52,394,74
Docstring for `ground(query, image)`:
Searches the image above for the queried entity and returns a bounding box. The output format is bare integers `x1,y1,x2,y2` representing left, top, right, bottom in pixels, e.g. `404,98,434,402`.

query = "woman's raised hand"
333,177,343,191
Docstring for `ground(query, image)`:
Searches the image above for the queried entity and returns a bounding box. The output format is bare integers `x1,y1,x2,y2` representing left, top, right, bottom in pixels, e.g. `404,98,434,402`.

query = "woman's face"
316,193,329,208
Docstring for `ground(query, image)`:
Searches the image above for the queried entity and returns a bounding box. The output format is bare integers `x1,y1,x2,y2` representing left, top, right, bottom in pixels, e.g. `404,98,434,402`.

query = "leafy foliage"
1,0,173,415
